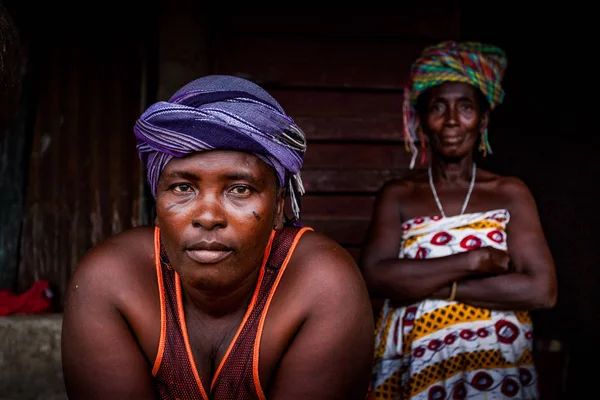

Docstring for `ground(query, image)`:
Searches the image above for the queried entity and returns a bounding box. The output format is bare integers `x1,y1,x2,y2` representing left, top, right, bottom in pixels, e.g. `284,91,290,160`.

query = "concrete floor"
0,314,66,400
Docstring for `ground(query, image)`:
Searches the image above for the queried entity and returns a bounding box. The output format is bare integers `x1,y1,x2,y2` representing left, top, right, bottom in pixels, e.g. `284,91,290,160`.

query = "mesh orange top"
152,225,311,399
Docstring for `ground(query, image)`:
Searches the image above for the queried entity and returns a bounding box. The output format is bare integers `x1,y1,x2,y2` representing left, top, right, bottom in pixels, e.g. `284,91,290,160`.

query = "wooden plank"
219,9,461,40
271,90,404,141
17,39,146,306
286,197,377,247
0,76,32,290
300,168,417,193
0,2,24,130
156,0,210,101
0,2,27,289
299,195,375,218
300,217,370,246
214,36,436,89
304,143,411,169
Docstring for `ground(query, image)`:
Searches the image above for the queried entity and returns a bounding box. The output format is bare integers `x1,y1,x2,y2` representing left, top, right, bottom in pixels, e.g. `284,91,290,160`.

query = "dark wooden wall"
0,0,30,290
0,2,158,303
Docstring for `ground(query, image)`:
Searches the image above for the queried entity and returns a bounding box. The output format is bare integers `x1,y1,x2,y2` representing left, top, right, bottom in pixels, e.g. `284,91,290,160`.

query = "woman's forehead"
429,82,478,98
162,150,276,182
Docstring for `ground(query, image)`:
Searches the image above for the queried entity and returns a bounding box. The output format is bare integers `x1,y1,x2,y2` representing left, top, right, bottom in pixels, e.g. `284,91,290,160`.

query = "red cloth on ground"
0,280,53,316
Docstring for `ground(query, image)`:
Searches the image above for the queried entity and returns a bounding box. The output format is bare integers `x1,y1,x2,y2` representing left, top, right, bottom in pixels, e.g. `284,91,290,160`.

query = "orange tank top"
152,225,311,399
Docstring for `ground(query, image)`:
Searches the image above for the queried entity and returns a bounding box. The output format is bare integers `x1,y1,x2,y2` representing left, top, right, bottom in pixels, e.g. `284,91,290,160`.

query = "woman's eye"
431,103,445,113
172,183,193,192
230,186,251,196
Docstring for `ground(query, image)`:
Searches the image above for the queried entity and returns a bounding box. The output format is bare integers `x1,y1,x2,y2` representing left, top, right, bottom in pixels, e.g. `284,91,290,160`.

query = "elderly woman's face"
420,82,488,160
155,150,283,291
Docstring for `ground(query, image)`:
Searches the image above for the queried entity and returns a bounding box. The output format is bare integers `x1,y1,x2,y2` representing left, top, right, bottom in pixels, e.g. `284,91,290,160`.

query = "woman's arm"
433,178,557,310
62,239,158,400
267,233,374,399
361,181,507,302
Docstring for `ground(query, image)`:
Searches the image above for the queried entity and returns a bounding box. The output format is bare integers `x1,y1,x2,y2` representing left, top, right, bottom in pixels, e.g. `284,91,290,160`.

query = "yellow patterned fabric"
372,209,538,400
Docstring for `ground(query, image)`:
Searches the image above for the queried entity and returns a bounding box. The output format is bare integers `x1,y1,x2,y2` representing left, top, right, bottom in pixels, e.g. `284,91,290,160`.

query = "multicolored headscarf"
134,75,307,219
403,41,507,168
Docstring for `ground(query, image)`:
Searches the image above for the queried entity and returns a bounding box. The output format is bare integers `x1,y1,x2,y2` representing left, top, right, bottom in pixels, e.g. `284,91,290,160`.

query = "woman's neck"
430,155,475,184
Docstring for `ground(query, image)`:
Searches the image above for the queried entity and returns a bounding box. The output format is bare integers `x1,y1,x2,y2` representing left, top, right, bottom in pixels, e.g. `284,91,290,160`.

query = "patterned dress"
371,209,538,400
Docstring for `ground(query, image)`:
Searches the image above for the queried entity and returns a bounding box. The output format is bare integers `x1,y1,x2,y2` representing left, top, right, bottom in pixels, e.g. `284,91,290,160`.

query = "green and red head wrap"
403,41,507,167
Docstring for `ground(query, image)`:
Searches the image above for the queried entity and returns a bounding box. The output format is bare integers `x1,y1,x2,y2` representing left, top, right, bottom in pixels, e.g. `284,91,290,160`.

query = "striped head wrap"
134,75,307,220
403,41,507,168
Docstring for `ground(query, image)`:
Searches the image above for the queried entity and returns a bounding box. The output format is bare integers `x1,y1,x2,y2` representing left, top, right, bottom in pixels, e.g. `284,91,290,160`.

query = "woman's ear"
479,111,490,132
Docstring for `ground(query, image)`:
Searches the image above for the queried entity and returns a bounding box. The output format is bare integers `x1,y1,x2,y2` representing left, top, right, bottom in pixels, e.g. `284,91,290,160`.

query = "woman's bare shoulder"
66,225,157,301
285,229,368,301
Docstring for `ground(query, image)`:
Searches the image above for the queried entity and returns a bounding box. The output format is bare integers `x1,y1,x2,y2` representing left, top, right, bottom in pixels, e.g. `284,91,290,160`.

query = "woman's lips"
185,249,233,264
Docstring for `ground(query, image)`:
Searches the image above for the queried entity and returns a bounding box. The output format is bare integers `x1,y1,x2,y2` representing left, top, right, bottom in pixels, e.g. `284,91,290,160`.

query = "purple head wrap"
134,75,307,219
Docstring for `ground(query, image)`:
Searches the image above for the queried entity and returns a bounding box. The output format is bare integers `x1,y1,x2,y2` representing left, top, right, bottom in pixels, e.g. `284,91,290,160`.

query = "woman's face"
420,82,488,160
155,150,284,291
